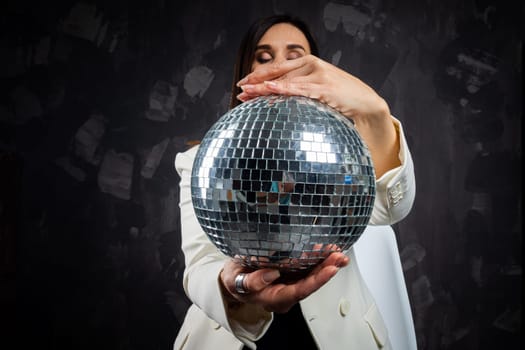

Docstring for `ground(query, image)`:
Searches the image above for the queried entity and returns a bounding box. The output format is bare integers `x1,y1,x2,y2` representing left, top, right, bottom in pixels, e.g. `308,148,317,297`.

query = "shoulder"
175,145,200,175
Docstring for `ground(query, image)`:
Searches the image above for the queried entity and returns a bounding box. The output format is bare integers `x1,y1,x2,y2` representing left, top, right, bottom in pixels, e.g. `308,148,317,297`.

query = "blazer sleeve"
369,116,416,225
175,146,272,346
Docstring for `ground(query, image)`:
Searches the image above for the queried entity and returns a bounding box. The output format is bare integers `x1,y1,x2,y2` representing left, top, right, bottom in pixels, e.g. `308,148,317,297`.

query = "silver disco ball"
191,95,375,273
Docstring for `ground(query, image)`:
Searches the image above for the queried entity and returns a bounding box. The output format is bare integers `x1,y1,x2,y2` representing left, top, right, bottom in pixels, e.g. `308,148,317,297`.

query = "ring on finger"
234,273,249,294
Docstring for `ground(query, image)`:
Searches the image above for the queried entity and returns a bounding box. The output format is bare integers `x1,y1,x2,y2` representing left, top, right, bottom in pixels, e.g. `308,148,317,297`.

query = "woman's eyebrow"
255,44,272,51
255,44,306,51
286,44,306,51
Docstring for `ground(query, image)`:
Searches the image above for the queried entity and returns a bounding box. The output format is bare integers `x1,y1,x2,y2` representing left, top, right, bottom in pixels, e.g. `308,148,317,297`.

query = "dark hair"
229,15,319,109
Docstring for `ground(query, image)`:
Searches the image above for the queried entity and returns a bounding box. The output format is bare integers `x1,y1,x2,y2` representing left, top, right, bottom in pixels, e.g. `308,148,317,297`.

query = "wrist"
219,269,243,309
364,96,390,124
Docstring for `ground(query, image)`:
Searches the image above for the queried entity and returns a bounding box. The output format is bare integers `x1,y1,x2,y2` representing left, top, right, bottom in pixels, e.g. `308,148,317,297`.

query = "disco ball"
191,95,375,273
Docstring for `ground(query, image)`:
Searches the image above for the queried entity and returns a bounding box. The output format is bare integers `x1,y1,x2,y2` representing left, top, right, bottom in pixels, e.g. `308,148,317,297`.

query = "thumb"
245,269,281,292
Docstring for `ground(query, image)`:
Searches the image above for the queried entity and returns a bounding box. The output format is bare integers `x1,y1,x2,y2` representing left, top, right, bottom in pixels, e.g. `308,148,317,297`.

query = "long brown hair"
228,15,319,110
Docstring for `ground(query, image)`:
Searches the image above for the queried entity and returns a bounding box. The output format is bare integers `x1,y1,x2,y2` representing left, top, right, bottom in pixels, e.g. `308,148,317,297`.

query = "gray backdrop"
2,0,522,349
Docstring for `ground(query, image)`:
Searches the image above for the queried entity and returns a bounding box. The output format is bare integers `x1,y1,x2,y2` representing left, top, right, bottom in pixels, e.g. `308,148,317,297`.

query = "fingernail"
237,77,248,86
336,256,349,268
241,84,254,92
262,270,280,284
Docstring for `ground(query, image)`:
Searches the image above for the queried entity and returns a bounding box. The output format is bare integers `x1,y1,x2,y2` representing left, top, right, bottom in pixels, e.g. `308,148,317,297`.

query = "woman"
174,14,415,349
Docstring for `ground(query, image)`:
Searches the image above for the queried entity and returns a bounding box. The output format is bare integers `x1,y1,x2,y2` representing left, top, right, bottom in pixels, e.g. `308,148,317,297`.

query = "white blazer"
173,117,416,350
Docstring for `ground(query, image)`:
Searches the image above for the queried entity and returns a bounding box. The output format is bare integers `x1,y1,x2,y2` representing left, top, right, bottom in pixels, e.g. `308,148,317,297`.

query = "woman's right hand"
219,251,349,313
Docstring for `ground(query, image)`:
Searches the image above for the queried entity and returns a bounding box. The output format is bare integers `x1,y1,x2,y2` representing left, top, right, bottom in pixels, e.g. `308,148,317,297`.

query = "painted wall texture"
2,0,522,349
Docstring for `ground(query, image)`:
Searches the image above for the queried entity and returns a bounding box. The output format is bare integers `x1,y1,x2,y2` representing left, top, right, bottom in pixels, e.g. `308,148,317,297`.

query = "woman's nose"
273,53,286,65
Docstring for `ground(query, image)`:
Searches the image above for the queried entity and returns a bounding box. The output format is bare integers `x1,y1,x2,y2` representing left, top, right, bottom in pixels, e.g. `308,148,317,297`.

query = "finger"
248,254,350,312
238,84,276,99
260,263,341,312
236,91,262,102
242,268,281,293
236,91,249,102
292,254,349,294
263,79,323,101
238,79,321,103
221,259,253,295
321,244,342,258
237,56,312,86
320,251,349,268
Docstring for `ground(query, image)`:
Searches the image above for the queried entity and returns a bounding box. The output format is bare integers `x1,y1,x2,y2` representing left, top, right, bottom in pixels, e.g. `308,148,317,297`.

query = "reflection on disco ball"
191,95,375,273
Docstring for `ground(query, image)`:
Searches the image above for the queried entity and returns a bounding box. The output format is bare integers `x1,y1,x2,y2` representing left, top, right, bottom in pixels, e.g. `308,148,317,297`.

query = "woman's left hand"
236,55,401,178
237,54,385,121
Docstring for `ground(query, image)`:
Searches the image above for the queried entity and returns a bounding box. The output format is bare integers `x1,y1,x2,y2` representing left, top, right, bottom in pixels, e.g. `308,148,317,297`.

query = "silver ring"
234,273,249,294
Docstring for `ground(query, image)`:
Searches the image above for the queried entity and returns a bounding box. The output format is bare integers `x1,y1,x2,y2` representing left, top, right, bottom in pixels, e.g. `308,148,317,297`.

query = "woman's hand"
236,55,401,178
220,251,349,314
237,55,385,120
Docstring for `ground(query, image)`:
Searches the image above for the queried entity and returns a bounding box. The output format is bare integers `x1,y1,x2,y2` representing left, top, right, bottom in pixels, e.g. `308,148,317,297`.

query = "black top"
243,303,318,350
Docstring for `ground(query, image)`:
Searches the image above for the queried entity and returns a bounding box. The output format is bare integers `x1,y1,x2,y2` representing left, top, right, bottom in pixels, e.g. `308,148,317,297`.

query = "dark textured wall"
2,0,522,349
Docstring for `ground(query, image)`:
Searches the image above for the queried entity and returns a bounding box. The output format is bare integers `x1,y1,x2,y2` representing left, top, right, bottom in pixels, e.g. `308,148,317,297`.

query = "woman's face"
251,22,311,72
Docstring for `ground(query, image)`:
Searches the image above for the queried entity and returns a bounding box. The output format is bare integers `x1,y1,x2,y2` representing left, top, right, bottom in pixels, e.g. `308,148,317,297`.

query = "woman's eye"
256,52,272,64
287,51,303,60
